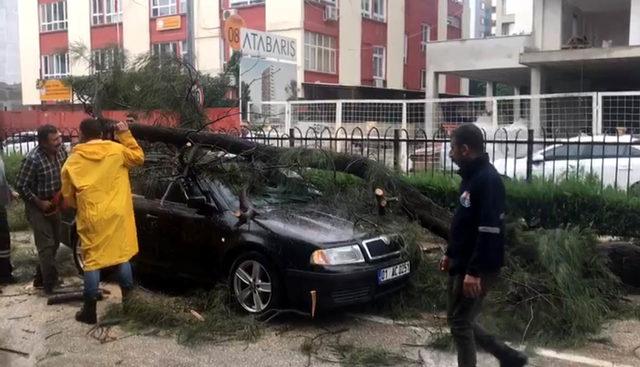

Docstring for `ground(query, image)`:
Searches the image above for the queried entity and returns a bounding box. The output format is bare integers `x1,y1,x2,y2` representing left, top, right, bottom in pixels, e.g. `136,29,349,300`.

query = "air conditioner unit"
223,9,238,20
324,5,338,21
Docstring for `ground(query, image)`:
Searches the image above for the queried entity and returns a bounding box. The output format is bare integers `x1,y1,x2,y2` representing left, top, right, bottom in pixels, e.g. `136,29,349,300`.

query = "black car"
60,149,413,314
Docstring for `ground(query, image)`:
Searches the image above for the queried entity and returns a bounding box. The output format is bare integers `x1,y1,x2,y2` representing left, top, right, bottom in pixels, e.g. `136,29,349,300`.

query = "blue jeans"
84,262,133,298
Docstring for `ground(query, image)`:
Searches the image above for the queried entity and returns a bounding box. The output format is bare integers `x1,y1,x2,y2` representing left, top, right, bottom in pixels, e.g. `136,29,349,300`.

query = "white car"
2,131,72,155
493,135,640,191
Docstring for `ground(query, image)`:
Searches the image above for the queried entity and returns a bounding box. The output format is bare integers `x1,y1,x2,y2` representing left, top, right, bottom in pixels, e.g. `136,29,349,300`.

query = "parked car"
60,148,413,314
2,131,72,155
493,135,640,190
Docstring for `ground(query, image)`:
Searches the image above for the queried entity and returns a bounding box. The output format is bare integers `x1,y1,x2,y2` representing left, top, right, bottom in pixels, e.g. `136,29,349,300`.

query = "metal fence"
247,92,640,138
235,126,640,192
4,124,640,192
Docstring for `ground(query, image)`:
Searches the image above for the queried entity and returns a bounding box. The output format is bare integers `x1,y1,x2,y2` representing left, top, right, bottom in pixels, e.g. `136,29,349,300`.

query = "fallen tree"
129,123,453,240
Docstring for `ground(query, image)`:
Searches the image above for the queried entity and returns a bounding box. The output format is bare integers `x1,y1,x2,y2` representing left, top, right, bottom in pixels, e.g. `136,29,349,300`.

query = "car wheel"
228,252,281,314
72,237,85,275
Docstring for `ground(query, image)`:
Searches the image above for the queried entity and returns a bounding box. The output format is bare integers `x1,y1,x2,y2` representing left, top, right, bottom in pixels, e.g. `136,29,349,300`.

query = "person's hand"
10,191,19,200
463,274,482,298
439,255,450,273
35,198,53,213
115,121,129,132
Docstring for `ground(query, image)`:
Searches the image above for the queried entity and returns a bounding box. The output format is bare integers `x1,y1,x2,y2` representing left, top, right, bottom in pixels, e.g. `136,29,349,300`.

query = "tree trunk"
129,124,452,240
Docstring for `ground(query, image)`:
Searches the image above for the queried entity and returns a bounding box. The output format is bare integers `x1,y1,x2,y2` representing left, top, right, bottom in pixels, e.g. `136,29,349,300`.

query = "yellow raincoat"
61,130,144,271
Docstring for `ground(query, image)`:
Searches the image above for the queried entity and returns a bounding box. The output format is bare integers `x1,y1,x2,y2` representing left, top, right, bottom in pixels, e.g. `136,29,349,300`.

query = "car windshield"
200,169,322,210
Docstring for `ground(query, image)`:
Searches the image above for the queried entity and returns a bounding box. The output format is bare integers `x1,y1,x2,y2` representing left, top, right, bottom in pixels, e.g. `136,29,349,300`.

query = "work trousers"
26,204,60,291
0,206,11,280
447,273,517,367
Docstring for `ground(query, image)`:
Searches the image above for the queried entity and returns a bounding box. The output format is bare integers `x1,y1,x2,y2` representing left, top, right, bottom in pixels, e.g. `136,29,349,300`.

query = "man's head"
79,118,105,142
449,124,485,166
37,124,62,155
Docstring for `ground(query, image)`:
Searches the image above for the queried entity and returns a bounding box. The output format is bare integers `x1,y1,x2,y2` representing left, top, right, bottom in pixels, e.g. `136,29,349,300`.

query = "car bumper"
284,257,413,311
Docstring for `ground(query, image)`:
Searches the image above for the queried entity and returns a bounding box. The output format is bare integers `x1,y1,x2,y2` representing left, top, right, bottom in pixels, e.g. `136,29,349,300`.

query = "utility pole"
187,0,195,66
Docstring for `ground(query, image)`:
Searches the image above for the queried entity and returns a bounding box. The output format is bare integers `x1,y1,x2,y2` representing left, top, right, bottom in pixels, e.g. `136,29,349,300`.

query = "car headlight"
310,245,365,265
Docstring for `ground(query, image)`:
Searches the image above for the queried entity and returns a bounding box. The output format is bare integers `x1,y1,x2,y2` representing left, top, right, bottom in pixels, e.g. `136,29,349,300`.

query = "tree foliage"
64,43,237,129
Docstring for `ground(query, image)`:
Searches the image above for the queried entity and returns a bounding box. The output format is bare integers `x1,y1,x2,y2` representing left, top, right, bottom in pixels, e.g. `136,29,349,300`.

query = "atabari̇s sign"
240,28,297,62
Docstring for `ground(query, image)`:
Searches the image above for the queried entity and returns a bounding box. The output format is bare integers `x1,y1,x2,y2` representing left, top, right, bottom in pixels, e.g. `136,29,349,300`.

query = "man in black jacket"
440,124,527,367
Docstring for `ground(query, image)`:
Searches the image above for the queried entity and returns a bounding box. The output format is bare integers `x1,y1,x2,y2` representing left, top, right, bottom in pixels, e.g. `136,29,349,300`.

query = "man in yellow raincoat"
61,118,144,324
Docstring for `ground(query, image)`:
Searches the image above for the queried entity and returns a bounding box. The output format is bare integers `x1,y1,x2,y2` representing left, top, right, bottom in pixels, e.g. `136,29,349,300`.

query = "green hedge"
405,173,640,238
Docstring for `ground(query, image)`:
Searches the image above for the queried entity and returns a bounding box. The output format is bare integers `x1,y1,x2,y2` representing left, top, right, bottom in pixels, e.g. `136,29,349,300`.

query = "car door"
152,179,225,279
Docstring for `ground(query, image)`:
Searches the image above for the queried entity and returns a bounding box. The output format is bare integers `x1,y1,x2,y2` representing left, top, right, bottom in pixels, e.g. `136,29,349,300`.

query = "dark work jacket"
446,155,505,276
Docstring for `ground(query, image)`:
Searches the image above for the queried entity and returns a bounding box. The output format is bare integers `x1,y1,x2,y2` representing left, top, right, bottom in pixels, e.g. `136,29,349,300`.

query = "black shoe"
500,351,528,367
33,271,43,289
0,275,17,285
75,296,97,325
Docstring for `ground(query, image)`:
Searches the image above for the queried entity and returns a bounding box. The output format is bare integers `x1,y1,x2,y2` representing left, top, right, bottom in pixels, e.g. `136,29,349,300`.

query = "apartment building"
18,0,470,106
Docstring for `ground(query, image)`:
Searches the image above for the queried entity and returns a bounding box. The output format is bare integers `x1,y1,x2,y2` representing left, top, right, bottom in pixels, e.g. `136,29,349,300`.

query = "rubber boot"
75,296,97,325
499,350,528,367
121,286,134,313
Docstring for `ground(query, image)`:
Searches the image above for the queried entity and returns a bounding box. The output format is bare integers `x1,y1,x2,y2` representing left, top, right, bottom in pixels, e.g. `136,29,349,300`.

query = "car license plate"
377,261,410,284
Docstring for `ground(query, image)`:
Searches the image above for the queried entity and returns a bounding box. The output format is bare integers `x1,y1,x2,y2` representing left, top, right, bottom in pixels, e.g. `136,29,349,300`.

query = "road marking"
535,348,635,367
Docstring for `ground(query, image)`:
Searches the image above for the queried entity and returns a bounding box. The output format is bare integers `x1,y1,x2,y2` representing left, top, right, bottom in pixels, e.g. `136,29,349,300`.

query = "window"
152,42,178,57
180,41,188,59
91,0,122,25
372,46,385,80
151,0,177,17
580,144,634,159
481,2,486,10
304,32,337,74
361,0,385,22
92,48,121,72
229,0,265,7
421,24,431,52
180,0,187,13
421,69,426,90
39,1,67,32
543,145,580,160
447,15,461,28
41,54,70,79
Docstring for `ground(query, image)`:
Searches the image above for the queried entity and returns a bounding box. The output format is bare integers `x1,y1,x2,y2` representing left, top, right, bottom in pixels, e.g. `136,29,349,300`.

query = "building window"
304,32,337,74
230,0,265,7
91,48,121,72
152,42,178,57
180,0,187,13
41,54,69,79
447,15,461,28
39,1,68,32
151,0,177,17
421,69,426,90
421,24,430,52
91,0,122,25
372,46,385,80
362,0,385,22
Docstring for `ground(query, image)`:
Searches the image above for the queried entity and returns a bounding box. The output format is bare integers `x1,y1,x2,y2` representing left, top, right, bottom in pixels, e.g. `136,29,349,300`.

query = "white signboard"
240,28,297,62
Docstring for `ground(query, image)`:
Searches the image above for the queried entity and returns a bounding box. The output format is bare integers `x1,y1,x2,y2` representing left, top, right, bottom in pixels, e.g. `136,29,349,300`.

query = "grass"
103,286,262,345
333,343,415,366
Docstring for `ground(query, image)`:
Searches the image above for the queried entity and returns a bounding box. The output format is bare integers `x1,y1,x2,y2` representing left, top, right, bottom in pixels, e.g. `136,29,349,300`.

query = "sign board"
224,15,246,51
156,15,181,31
39,80,72,102
240,28,297,62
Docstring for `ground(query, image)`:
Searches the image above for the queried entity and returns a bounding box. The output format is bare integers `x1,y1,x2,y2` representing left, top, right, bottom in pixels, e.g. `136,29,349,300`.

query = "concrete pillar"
123,0,151,57
386,0,405,89
460,0,471,96
513,87,521,123
437,0,447,95
530,67,544,136
485,82,494,116
532,0,544,50
425,70,439,137
18,0,40,105
339,0,362,86
542,0,563,51
194,0,223,75
67,0,92,76
631,0,640,45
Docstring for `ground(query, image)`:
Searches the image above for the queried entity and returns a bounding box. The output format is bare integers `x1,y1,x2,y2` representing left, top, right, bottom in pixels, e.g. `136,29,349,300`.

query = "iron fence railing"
3,126,640,192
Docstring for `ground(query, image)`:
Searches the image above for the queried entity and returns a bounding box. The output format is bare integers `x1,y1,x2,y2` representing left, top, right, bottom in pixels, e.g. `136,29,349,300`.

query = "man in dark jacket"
440,124,527,367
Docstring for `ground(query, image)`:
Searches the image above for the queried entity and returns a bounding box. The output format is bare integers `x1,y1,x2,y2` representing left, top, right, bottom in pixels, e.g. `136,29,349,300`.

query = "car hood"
253,205,366,245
